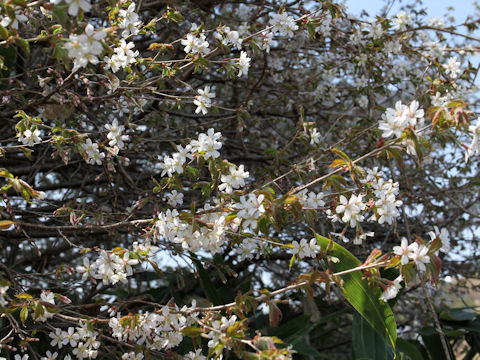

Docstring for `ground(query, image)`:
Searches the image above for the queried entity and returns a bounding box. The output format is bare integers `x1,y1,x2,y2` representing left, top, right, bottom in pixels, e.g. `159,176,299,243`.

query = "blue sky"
345,0,480,87
345,0,473,22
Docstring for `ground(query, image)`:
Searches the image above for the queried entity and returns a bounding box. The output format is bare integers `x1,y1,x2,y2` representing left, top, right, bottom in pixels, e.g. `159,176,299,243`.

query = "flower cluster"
428,226,451,253
190,128,222,159
76,249,140,285
118,2,142,38
297,190,325,209
65,24,106,71
269,12,299,38
366,168,403,225
259,30,274,53
154,208,227,253
393,238,431,271
104,39,139,73
109,305,193,351
49,321,100,358
160,128,222,177
215,26,242,49
219,164,249,193
302,125,321,146
105,119,130,150
0,8,27,30
442,56,461,78
181,33,210,56
207,315,238,350
82,138,105,165
235,193,266,230
392,11,412,31
328,194,366,228
194,86,215,114
465,117,480,162
0,286,8,307
33,291,56,322
379,275,403,302
291,238,320,259
237,51,251,77
236,237,266,261
378,100,424,140
164,190,184,207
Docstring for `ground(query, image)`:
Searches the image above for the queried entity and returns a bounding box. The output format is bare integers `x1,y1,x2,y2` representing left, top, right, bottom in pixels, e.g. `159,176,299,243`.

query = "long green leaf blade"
316,234,397,348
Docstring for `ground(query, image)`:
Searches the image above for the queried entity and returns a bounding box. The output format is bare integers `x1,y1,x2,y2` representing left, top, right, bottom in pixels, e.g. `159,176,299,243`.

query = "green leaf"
181,326,204,337
441,317,480,334
419,327,454,360
352,311,395,360
15,37,30,56
52,5,71,30
192,258,222,306
272,314,311,339
20,307,28,325
0,45,16,77
439,308,477,322
315,233,397,349
273,308,349,346
0,25,9,40
396,338,425,360
15,292,33,299
291,342,324,357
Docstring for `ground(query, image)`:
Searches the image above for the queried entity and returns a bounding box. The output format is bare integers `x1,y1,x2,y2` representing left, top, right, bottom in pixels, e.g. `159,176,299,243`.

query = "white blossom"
18,129,41,146
269,12,299,38
237,51,251,77
219,165,249,193
380,275,403,302
50,0,91,16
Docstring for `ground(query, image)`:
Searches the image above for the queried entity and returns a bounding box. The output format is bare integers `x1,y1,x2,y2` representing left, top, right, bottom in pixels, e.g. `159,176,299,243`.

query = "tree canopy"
1,0,480,359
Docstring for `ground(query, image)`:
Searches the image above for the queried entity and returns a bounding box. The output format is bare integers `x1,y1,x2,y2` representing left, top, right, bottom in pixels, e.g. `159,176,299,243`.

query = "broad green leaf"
315,234,397,349
439,308,477,322
441,317,480,334
419,327,454,360
352,311,395,360
192,258,222,306
273,308,349,343
396,338,425,360
291,342,324,358
52,5,71,30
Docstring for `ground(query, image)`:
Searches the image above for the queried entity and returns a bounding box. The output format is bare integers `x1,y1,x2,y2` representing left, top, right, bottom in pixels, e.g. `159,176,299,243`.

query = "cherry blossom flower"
41,351,58,360
428,226,451,253
18,129,41,146
50,0,91,16
237,51,251,77
0,286,8,307
269,12,299,38
164,190,184,207
380,275,403,302
393,237,410,265
219,165,249,193
408,242,431,272
443,56,461,78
